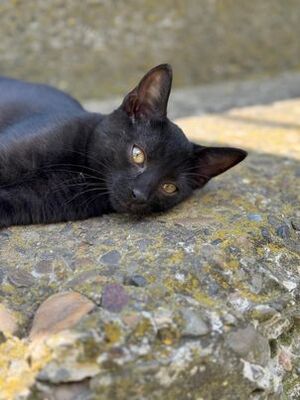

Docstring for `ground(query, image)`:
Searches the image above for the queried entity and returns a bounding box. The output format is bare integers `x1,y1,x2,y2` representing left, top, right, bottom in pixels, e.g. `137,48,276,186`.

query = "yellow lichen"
104,322,122,344
168,250,185,264
133,318,153,338
163,274,217,308
0,335,52,400
157,326,179,345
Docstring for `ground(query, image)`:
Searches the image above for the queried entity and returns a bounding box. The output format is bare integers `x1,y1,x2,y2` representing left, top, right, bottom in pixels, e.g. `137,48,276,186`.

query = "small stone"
228,246,241,255
124,275,147,287
226,326,270,366
0,331,6,344
291,218,300,231
0,303,18,334
249,305,277,322
267,215,282,226
36,381,91,400
0,231,10,239
261,227,272,242
207,281,220,296
7,268,35,287
250,274,263,294
100,250,121,266
181,309,210,337
281,280,297,291
276,224,290,239
29,292,95,340
101,284,129,313
122,313,140,328
71,257,94,270
211,239,222,246
278,349,293,371
136,239,153,251
247,213,262,222
54,368,71,382
259,315,292,339
66,270,99,288
34,260,53,274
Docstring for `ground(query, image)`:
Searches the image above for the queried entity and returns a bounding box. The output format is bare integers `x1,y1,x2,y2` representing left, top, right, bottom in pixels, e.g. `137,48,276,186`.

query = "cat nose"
131,188,148,203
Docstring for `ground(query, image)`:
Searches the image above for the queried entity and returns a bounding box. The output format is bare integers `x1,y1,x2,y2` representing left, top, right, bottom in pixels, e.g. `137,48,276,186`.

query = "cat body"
0,65,247,227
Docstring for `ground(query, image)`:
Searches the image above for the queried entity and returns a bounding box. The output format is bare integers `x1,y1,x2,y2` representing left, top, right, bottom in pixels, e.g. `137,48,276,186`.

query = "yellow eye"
162,183,177,194
131,145,145,164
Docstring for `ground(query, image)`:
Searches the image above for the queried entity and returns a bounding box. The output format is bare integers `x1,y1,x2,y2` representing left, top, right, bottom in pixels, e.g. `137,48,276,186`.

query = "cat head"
92,64,247,215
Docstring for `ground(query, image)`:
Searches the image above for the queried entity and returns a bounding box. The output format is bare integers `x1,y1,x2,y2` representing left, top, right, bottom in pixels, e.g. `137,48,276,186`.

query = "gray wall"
0,0,300,100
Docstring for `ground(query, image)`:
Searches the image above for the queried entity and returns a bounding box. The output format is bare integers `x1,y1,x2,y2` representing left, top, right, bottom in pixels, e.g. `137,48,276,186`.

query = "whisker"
38,167,108,183
42,163,106,177
63,186,111,207
47,181,103,197
79,190,112,210
63,149,111,171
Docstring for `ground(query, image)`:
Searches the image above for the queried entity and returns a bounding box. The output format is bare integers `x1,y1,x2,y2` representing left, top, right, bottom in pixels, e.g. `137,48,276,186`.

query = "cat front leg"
0,178,113,228
0,185,43,228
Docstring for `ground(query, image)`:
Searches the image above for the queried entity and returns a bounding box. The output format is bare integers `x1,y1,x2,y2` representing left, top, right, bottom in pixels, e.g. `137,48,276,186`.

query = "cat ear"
121,64,172,120
192,145,247,187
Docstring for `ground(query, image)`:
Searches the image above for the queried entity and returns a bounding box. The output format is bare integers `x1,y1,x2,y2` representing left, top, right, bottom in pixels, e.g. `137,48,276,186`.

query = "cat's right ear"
191,145,247,188
121,64,172,120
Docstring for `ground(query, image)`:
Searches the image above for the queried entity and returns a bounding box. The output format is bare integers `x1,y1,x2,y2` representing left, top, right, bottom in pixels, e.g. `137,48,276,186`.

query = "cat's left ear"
192,145,247,187
121,64,172,120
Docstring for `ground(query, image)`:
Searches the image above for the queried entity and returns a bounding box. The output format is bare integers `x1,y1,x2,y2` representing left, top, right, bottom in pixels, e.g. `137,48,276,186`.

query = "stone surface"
0,99,299,399
29,292,95,340
1,1,300,100
7,268,35,288
124,274,148,287
181,309,210,337
0,304,17,335
101,284,129,313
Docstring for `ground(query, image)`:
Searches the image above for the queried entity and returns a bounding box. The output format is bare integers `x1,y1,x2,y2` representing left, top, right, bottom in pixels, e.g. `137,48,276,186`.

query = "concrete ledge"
0,99,299,399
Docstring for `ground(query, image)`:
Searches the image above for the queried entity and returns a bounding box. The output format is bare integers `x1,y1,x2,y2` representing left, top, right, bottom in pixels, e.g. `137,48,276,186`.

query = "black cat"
0,64,246,227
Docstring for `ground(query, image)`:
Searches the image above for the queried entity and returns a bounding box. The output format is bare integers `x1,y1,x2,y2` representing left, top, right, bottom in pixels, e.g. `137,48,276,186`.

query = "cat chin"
110,197,152,215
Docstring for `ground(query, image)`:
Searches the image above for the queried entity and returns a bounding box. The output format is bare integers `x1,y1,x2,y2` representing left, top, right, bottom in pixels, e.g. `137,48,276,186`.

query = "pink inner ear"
121,64,172,120
193,147,247,187
142,74,163,104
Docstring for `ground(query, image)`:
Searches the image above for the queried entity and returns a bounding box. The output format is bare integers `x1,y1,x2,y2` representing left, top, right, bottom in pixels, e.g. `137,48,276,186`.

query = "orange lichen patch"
176,100,300,160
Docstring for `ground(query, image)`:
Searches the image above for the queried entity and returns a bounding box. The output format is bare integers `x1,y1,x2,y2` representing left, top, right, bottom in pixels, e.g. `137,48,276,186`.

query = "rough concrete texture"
0,99,300,399
1,0,300,99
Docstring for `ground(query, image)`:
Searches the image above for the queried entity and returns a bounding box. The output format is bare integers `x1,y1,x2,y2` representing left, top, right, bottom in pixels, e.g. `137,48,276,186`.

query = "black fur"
0,64,247,228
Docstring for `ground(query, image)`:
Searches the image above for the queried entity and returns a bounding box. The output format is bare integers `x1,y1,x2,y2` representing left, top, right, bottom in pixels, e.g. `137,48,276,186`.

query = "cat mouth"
128,203,149,214
112,197,150,215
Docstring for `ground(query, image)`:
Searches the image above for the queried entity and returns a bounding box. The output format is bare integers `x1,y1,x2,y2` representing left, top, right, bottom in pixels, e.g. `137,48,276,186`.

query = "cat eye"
161,183,178,194
131,145,145,165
